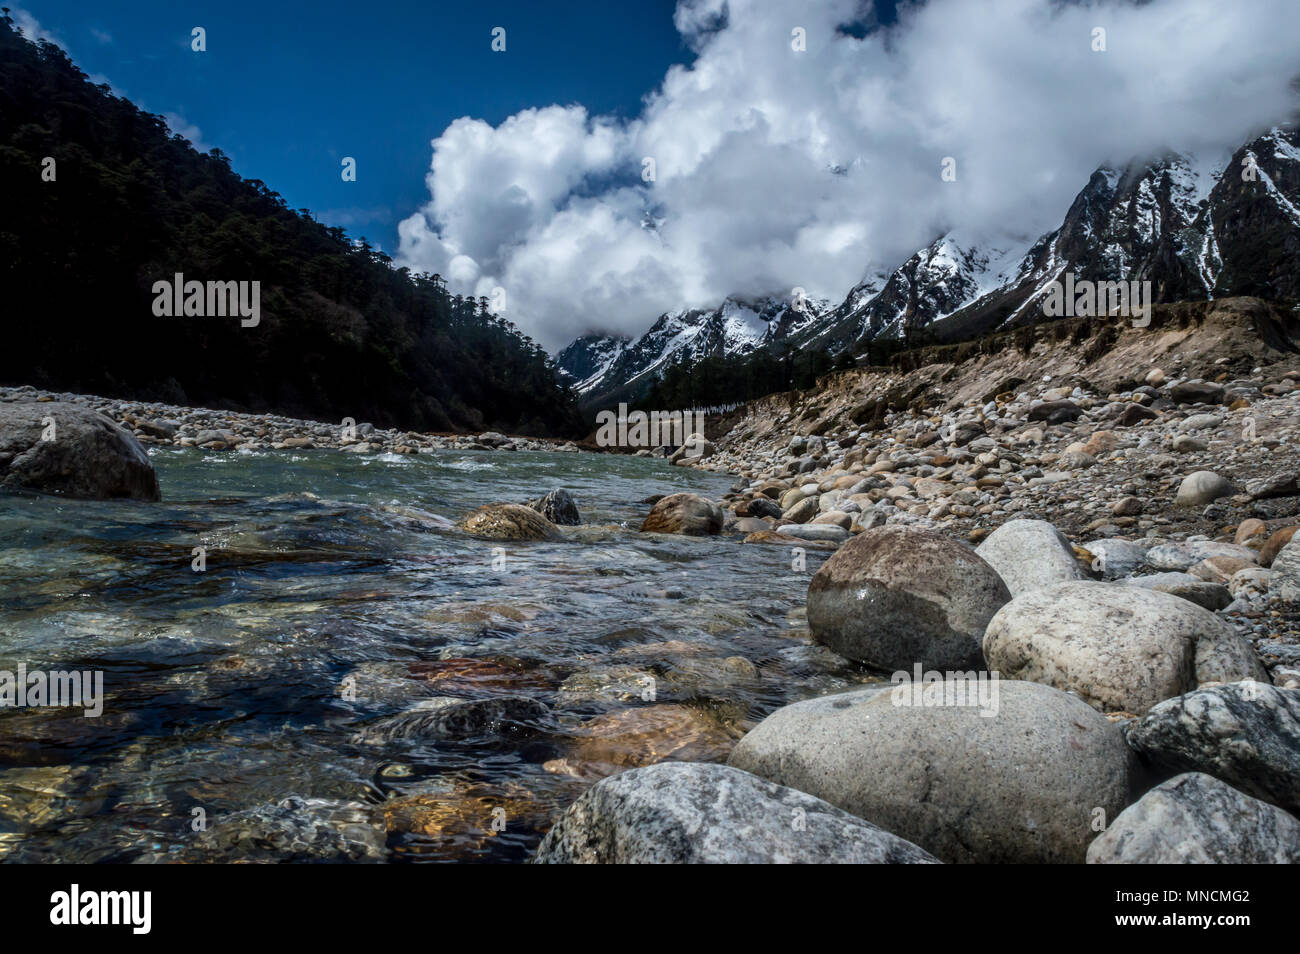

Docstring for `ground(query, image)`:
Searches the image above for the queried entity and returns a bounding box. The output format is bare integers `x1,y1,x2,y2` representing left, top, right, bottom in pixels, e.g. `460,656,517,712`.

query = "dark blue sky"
17,0,695,250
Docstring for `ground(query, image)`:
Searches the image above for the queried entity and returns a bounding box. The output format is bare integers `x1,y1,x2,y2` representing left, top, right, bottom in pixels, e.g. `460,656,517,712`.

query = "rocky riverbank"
534,298,1300,863
0,384,583,458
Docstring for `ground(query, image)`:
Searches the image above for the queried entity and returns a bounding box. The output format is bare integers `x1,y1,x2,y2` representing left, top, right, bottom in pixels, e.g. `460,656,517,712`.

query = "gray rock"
807,526,1011,670
983,581,1262,714
1084,538,1149,579
1145,540,1257,572
527,488,581,525
1127,572,1233,610
1087,773,1300,864
532,762,940,864
728,680,1135,864
1247,471,1300,500
975,519,1085,597
1269,540,1300,602
0,402,160,501
1175,471,1236,507
1125,683,1300,815
1028,400,1083,425
195,795,386,862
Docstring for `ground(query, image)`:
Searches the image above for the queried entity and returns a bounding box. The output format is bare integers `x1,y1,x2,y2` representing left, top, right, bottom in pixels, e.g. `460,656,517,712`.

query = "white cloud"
397,0,1300,351
162,112,211,153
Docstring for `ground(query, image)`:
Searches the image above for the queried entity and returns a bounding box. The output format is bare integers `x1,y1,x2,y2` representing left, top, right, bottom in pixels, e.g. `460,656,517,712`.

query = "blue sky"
12,1,1296,351
14,0,697,251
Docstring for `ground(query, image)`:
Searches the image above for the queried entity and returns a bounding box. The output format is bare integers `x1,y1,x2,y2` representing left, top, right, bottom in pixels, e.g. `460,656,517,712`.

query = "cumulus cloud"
397,0,1300,351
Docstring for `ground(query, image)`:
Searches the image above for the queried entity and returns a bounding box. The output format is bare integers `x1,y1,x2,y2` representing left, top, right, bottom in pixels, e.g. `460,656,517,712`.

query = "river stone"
975,519,1085,597
1260,526,1299,566
1127,572,1233,610
353,695,549,744
775,523,850,543
0,402,160,501
983,581,1262,714
532,762,940,864
526,488,581,525
782,496,819,524
640,493,723,535
1169,380,1226,405
461,503,562,541
195,795,387,863
807,526,1011,670
1083,538,1149,579
1269,539,1300,602
1125,683,1300,815
1175,471,1236,506
728,680,1135,864
1086,773,1300,864
1028,400,1083,424
1145,540,1257,572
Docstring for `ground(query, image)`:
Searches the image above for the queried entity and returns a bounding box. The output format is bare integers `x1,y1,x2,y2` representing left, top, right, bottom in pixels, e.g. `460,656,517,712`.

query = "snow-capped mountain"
558,123,1300,406
557,295,827,403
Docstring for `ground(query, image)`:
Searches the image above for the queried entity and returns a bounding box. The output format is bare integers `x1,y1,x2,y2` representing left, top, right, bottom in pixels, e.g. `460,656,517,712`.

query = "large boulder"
639,493,723,535
532,762,940,864
526,488,581,525
975,519,1085,597
807,526,1011,670
0,402,160,501
1087,773,1300,864
460,503,563,541
1125,683,1300,815
728,680,1135,864
983,581,1264,714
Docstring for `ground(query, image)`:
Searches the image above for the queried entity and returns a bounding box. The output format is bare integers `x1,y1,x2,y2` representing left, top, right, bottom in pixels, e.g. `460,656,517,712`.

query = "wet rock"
543,704,735,779
354,696,549,743
461,503,563,541
195,796,387,862
728,680,1135,864
1175,471,1236,506
983,581,1262,713
639,493,724,536
533,762,940,864
975,519,1085,597
774,523,850,543
526,489,581,525
1087,773,1300,864
807,526,1011,670
0,402,160,501
1125,683,1300,815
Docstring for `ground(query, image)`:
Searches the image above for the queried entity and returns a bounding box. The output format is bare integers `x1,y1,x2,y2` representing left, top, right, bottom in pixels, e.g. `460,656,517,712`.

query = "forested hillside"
0,15,582,435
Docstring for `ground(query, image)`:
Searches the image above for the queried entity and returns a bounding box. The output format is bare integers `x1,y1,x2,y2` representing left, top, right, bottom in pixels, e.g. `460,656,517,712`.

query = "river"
0,446,876,862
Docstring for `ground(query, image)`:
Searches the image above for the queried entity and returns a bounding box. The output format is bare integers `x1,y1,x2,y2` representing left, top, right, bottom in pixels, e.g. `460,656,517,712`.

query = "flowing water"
0,447,876,862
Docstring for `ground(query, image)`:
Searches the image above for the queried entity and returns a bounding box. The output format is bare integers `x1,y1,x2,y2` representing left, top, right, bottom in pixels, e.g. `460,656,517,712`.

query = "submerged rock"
533,762,940,864
460,503,563,541
0,402,160,501
194,795,387,862
354,695,549,743
1087,773,1300,864
639,493,723,535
